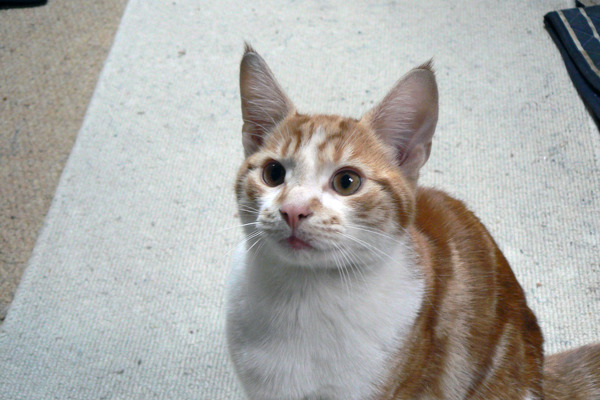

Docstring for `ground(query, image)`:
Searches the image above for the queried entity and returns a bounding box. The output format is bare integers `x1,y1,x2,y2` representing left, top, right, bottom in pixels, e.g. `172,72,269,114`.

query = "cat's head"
235,45,438,269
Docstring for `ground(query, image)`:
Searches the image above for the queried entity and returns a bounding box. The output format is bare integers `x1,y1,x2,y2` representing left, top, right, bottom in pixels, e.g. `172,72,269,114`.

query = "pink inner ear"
364,65,438,181
239,48,295,157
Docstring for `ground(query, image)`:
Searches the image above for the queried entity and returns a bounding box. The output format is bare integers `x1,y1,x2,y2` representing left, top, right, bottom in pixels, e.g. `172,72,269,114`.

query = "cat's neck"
239,233,426,345
244,234,425,302
229,234,426,399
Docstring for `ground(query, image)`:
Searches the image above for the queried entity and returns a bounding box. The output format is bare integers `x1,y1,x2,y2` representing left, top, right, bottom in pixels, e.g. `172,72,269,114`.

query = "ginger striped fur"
225,45,600,400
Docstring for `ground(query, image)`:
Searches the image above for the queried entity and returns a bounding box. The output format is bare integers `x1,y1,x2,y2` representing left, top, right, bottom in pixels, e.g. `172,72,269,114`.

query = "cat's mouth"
281,235,313,250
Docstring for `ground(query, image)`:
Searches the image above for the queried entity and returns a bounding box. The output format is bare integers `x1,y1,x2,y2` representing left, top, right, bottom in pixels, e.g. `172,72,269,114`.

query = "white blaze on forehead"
300,125,327,171
289,125,328,186
299,125,348,179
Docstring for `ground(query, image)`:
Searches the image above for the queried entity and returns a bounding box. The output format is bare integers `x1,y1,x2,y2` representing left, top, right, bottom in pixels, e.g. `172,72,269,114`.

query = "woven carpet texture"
0,0,129,319
1,0,599,399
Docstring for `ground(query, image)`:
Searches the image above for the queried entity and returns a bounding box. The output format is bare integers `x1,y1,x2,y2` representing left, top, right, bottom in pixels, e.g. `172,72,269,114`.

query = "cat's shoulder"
414,186,488,237
415,186,471,217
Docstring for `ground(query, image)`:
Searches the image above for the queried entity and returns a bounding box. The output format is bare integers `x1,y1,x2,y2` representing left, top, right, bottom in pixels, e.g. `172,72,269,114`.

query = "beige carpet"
0,0,128,320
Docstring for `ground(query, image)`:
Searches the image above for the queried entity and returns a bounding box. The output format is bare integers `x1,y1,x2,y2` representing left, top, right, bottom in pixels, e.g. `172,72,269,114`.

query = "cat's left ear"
362,62,438,181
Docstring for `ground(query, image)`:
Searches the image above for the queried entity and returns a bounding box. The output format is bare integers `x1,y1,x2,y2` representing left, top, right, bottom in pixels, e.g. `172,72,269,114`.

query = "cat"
225,44,600,400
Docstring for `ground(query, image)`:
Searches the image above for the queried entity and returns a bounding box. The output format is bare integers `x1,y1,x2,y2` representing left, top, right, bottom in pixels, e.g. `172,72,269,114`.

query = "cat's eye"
262,161,286,187
332,169,361,196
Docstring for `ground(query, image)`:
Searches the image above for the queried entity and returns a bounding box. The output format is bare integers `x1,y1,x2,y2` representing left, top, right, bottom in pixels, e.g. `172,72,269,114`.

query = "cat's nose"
280,204,313,231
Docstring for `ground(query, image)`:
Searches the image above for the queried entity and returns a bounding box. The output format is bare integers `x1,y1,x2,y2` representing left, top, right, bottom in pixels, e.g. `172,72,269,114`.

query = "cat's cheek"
243,171,267,202
242,170,280,211
254,187,289,234
320,192,350,226
342,184,387,228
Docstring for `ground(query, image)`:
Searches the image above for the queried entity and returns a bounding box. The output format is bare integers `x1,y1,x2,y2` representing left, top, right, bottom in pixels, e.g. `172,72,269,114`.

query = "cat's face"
235,114,415,268
236,45,438,269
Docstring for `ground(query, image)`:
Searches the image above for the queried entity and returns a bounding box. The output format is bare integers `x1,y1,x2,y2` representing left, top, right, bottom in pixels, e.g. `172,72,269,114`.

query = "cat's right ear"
240,44,295,157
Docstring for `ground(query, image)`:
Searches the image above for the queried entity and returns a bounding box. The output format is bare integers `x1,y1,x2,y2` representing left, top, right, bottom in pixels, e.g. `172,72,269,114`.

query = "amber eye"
332,169,361,195
262,161,286,187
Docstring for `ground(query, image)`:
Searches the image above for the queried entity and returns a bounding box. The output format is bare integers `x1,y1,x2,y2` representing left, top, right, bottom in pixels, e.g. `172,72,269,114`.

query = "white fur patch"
226,236,424,400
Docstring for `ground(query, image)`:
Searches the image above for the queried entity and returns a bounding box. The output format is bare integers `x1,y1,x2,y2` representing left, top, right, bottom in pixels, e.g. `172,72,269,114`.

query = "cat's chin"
280,235,312,250
261,236,342,270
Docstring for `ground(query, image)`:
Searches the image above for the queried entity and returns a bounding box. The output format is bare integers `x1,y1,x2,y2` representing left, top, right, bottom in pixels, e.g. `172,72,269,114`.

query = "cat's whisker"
236,202,260,211
237,208,260,216
339,243,369,287
225,229,263,258
216,221,258,234
341,245,366,286
335,241,350,292
237,203,260,211
339,232,395,264
347,223,397,241
328,243,346,291
331,242,353,295
245,231,265,253
215,228,262,267
349,225,413,259
247,234,267,266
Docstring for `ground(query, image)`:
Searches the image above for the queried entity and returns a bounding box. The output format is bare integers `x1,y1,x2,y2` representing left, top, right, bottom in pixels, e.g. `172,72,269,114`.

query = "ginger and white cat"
225,45,600,400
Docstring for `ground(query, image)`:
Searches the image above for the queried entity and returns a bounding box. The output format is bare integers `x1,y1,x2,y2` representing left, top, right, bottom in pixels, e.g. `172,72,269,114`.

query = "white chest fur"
225,242,424,400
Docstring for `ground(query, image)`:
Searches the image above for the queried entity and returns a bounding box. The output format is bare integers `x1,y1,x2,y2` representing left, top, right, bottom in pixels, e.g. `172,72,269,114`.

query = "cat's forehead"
263,114,384,168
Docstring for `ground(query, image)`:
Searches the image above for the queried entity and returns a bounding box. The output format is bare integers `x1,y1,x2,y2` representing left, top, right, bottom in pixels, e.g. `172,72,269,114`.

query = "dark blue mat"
545,3,600,124
0,0,46,9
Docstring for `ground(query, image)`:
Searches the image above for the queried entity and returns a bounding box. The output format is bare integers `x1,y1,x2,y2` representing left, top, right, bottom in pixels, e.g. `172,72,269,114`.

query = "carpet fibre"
1,1,598,399
0,0,128,320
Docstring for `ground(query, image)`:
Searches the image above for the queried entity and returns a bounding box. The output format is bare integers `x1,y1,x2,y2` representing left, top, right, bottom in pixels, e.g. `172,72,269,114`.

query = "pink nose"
280,204,313,230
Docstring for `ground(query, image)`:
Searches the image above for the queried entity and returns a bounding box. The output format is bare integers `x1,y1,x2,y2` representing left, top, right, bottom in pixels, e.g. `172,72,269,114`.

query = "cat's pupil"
270,164,283,182
341,174,353,189
263,161,286,187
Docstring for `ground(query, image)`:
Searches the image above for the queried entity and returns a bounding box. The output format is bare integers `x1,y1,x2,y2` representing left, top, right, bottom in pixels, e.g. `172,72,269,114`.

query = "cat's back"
381,187,545,399
412,186,505,285
413,186,518,283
